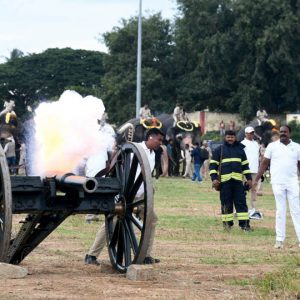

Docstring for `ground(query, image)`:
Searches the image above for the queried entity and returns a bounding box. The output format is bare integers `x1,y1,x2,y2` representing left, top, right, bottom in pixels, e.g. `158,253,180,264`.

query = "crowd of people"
85,120,300,267
159,117,300,252
2,98,299,269
0,134,27,176
165,139,211,183
219,120,236,136
210,124,300,250
0,132,28,176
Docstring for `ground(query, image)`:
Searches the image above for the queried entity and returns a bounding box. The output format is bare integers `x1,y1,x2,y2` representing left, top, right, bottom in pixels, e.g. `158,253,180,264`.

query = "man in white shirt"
139,104,152,120
241,127,262,219
85,128,165,265
256,108,268,125
254,125,300,249
3,135,16,175
173,103,183,126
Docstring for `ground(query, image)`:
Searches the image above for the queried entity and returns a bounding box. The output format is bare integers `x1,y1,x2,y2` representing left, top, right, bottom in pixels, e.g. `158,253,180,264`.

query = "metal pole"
136,0,142,118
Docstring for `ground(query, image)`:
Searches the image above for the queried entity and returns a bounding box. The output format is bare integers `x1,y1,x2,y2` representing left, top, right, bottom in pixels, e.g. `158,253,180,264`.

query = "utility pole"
136,0,142,118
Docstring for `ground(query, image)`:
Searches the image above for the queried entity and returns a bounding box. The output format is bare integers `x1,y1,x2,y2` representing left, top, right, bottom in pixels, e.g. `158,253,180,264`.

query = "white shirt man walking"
85,128,165,265
254,125,300,249
241,127,262,219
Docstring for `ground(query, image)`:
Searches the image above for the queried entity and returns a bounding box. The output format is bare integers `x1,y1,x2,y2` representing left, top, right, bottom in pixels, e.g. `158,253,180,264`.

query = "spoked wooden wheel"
105,142,154,273
0,146,12,262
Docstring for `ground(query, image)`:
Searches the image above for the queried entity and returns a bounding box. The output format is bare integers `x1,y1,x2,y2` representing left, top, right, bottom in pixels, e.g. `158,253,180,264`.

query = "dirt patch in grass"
0,221,281,300
1,179,298,299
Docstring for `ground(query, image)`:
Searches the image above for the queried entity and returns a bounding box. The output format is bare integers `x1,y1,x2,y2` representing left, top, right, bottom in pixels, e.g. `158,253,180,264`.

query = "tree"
101,13,176,124
6,48,24,62
0,48,107,118
174,0,300,120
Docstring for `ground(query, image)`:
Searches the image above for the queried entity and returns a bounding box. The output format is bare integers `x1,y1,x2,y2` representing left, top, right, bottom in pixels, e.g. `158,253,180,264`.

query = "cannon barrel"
48,172,98,193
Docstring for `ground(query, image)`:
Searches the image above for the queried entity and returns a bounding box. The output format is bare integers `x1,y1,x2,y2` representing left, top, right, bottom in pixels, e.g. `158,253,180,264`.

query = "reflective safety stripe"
243,170,251,175
210,160,219,165
209,170,218,175
221,172,243,182
241,160,249,165
236,212,249,221
221,158,241,164
222,213,234,222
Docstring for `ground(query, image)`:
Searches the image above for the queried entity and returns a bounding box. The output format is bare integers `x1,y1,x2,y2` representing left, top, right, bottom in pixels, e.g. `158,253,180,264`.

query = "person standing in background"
191,142,203,183
241,127,263,220
3,135,16,175
201,140,212,180
219,120,225,136
256,140,266,196
229,120,235,131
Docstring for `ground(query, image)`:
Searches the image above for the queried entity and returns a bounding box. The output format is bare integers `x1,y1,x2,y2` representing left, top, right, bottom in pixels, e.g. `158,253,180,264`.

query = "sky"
0,0,178,63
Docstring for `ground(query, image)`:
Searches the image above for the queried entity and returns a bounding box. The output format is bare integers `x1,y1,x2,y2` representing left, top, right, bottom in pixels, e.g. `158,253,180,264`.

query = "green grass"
53,177,300,298
253,267,300,298
155,177,300,298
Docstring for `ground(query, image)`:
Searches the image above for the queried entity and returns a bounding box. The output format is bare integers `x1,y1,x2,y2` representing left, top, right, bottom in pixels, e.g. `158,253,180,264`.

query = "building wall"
187,111,245,133
187,111,285,133
286,114,300,124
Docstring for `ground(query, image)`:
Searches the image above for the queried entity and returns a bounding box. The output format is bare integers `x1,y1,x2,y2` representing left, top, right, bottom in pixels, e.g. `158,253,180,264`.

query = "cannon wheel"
0,145,12,262
105,142,154,273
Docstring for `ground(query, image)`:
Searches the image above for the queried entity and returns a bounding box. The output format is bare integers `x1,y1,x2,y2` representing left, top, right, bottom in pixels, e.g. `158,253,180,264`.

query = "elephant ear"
134,124,146,142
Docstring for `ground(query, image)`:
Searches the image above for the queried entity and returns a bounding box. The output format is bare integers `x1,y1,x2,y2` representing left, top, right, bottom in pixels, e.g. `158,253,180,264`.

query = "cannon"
0,142,154,273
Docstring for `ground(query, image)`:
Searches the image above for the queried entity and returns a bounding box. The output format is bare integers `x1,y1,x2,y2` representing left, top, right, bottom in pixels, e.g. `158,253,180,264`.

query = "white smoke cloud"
31,90,115,176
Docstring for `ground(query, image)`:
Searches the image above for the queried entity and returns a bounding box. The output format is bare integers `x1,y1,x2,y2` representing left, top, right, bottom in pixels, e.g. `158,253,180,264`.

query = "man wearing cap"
209,130,252,231
241,127,263,220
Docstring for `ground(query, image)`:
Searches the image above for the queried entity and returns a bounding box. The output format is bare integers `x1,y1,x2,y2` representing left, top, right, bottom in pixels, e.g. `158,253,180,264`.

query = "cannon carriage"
0,142,154,273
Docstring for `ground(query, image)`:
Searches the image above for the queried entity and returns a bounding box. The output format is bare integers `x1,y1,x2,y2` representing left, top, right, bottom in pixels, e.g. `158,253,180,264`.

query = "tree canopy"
100,13,175,124
0,48,106,118
174,0,300,121
0,0,299,124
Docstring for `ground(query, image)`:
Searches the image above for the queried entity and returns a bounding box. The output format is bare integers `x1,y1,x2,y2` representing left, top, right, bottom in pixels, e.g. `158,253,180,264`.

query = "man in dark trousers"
209,130,252,231
191,142,204,182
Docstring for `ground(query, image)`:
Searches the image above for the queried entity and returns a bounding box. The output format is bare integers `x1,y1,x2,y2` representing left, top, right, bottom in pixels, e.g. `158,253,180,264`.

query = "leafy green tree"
0,48,106,118
101,13,176,124
174,0,300,120
6,48,24,62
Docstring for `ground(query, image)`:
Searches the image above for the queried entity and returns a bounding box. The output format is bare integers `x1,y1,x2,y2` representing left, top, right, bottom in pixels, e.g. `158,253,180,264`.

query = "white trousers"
272,183,300,242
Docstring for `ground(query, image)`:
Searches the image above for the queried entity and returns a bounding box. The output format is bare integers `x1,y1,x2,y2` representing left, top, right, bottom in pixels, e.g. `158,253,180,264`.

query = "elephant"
116,113,201,177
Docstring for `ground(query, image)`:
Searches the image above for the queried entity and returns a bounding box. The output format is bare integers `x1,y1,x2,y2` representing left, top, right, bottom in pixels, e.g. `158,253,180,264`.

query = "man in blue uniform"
209,130,252,231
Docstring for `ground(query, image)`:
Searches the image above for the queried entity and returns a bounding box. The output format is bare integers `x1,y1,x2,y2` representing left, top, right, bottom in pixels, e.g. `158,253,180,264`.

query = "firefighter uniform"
209,141,252,229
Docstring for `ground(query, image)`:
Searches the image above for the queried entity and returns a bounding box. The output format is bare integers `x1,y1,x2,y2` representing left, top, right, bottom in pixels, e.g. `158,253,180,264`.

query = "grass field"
155,177,300,299
4,176,299,299
50,177,300,299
